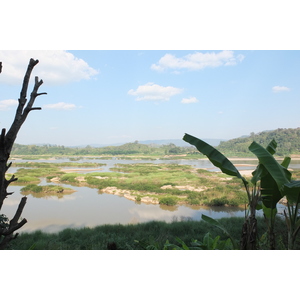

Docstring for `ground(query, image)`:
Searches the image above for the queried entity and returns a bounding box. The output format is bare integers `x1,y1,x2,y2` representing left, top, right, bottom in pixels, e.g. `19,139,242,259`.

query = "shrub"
159,196,178,206
205,197,229,206
187,198,200,205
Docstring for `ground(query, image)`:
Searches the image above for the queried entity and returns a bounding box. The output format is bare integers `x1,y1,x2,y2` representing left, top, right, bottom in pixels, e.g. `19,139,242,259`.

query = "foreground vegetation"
8,217,297,250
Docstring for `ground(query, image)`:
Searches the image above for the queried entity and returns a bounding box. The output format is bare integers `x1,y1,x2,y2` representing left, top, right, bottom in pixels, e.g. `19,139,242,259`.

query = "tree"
0,58,47,249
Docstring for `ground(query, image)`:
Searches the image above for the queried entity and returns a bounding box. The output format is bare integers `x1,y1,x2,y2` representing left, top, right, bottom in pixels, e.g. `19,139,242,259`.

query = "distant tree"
0,58,47,249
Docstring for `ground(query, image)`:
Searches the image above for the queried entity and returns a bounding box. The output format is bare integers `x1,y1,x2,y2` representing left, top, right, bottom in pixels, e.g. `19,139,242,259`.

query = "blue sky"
1,50,299,146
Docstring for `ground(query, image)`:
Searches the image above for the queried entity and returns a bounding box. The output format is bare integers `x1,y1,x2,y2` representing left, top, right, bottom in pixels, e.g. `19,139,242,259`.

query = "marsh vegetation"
9,160,249,206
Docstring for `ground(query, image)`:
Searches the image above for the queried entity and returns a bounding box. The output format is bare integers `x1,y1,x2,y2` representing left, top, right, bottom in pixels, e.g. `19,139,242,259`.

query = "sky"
0,50,300,146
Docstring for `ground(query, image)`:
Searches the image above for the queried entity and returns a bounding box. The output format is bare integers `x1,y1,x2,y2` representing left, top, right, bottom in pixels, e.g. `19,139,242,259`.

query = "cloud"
43,102,77,110
0,50,98,85
272,86,290,92
128,82,183,101
181,97,199,104
151,50,244,72
0,99,18,111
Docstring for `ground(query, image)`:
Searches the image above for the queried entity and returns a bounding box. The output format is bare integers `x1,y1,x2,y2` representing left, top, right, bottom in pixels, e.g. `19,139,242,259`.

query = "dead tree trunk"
0,58,47,249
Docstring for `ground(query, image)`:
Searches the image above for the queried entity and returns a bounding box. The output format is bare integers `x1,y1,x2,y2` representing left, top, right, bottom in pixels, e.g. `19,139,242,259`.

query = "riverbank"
8,216,295,250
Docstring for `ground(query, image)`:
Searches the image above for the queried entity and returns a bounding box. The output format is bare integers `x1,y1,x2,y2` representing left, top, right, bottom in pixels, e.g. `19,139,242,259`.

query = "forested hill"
11,141,192,156
217,128,300,156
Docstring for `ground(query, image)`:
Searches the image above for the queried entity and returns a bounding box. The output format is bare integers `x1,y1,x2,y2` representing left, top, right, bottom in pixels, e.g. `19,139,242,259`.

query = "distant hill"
137,138,224,147
217,128,300,156
76,138,225,148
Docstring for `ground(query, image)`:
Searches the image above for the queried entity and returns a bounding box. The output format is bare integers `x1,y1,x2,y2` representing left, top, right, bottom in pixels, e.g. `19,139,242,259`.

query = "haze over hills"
79,138,226,148
12,128,300,156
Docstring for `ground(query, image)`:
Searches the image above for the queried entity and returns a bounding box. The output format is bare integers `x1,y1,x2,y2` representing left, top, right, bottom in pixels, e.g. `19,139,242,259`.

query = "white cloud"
0,50,98,85
128,82,183,101
181,97,199,104
0,99,18,111
151,51,244,72
43,102,77,110
272,86,290,92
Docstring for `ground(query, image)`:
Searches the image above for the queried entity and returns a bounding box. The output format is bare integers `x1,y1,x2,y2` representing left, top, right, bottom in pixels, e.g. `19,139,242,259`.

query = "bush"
187,198,200,205
159,196,178,206
204,197,229,206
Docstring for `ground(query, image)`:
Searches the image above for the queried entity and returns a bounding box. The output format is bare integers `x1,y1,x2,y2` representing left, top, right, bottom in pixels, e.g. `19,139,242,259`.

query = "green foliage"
21,184,43,193
11,142,193,157
21,184,73,194
60,173,80,183
183,133,247,185
159,196,178,206
217,127,300,156
9,217,293,250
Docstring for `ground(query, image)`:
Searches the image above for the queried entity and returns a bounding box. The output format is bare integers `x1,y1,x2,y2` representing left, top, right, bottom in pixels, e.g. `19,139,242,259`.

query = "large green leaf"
251,139,280,185
284,181,300,204
201,214,238,249
183,133,247,184
266,139,277,155
260,166,283,209
249,141,291,195
281,157,291,169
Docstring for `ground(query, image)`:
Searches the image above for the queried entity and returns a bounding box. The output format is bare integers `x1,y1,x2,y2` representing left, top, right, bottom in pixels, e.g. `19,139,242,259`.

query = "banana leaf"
249,141,291,195
201,214,238,249
183,133,247,185
249,141,291,218
251,139,289,185
284,181,300,204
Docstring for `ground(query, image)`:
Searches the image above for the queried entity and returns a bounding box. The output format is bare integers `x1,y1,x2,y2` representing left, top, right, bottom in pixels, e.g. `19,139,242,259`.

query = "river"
3,157,298,233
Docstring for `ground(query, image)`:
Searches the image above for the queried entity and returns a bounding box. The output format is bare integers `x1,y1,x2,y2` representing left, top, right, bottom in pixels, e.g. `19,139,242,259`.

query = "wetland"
4,155,300,233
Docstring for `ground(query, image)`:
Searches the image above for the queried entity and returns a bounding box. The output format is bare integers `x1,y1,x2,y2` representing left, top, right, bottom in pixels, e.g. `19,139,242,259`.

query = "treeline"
217,128,300,156
11,141,191,156
12,128,300,157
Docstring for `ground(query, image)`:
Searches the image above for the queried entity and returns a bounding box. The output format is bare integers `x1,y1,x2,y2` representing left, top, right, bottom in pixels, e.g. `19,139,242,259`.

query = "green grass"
56,163,249,206
21,184,75,194
8,216,296,250
9,161,250,207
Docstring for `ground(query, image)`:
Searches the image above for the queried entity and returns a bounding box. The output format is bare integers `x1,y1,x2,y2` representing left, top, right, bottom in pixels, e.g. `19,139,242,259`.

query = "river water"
3,157,299,233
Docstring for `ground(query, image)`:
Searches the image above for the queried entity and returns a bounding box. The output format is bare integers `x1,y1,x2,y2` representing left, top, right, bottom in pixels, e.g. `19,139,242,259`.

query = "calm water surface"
3,157,297,233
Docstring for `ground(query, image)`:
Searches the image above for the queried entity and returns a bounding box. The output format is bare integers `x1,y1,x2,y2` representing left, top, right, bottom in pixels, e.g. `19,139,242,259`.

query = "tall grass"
9,217,294,250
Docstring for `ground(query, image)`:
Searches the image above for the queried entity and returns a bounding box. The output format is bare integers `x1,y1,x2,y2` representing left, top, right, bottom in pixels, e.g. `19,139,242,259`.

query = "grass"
10,166,65,184
7,160,250,207
8,216,296,250
21,184,75,194
82,163,248,206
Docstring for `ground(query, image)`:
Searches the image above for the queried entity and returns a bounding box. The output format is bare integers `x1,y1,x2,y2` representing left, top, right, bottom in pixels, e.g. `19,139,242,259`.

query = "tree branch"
5,60,46,152
0,197,27,249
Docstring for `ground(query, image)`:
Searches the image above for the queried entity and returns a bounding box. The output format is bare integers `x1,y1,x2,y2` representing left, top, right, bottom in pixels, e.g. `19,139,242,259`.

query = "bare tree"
0,58,47,249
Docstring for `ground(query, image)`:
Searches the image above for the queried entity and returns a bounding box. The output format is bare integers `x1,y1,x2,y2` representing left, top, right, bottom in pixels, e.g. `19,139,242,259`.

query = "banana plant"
183,133,256,249
183,133,295,249
248,140,291,249
283,181,300,249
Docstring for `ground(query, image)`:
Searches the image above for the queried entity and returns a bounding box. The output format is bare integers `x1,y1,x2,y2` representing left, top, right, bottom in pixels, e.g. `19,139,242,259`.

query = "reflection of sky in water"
3,158,298,233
